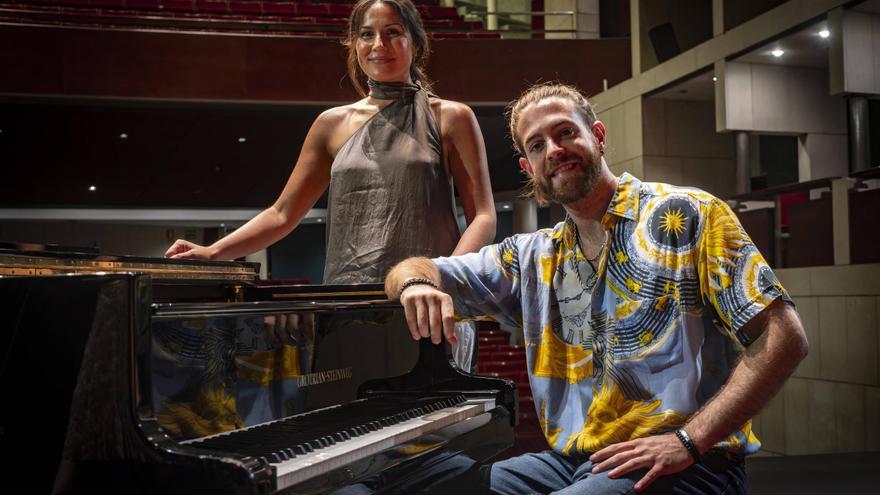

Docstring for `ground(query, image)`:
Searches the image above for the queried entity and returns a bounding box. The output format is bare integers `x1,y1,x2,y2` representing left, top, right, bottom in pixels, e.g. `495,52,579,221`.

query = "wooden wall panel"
0,25,630,103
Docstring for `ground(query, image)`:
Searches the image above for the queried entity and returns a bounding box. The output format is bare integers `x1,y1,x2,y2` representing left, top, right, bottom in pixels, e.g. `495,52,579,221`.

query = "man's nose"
546,140,566,161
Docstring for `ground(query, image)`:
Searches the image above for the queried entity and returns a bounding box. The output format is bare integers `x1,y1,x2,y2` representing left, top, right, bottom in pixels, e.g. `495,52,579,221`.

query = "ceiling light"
317,218,324,223
88,185,97,192
771,48,784,58
502,204,511,210
238,137,247,143
819,29,830,38
712,76,717,82
119,133,128,139
220,223,225,228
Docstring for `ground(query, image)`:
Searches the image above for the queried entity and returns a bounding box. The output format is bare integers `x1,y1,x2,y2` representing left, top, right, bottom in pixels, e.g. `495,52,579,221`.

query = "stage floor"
748,452,878,494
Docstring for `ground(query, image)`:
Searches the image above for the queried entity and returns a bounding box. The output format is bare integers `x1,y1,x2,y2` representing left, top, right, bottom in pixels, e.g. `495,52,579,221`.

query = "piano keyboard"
183,394,495,489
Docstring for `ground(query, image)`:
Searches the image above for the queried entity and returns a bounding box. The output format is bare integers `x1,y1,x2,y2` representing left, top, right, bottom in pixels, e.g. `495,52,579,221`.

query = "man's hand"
589,433,693,493
385,258,456,345
399,284,457,345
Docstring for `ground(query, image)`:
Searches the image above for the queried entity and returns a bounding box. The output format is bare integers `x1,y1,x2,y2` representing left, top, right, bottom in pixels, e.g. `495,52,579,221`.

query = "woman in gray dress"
165,0,496,288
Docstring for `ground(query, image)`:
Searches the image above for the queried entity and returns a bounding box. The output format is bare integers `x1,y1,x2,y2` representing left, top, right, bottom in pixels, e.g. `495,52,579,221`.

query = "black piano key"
187,393,469,461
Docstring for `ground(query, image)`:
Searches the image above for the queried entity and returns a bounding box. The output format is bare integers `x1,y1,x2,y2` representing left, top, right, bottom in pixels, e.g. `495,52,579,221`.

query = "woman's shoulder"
430,97,474,118
429,97,477,133
313,99,375,136
315,101,368,126
314,99,378,156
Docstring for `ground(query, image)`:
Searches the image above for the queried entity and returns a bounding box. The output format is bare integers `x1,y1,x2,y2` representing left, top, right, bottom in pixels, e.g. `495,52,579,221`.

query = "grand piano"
0,245,516,494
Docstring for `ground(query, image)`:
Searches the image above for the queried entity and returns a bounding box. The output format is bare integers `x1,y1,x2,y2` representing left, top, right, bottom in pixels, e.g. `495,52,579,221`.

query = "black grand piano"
0,245,516,494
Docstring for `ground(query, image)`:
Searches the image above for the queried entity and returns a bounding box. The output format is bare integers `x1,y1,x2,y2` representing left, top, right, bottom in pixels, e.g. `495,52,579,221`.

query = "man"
384,83,808,494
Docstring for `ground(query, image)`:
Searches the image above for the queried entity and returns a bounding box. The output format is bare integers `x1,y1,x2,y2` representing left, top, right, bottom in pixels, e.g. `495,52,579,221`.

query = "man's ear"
519,157,533,175
592,120,606,148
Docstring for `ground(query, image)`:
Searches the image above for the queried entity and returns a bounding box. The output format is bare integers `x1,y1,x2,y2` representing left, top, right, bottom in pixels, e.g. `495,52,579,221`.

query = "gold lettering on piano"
296,367,353,388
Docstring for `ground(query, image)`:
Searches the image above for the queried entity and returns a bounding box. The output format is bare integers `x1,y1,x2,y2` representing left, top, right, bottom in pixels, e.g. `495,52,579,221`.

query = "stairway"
475,323,546,460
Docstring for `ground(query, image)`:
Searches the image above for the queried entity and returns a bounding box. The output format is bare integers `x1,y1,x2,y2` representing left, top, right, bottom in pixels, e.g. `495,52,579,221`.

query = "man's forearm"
384,257,442,300
685,301,809,452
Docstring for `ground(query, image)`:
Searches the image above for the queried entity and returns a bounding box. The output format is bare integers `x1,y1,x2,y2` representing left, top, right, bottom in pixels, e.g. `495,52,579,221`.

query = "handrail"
457,0,577,38
850,166,880,181
730,177,839,202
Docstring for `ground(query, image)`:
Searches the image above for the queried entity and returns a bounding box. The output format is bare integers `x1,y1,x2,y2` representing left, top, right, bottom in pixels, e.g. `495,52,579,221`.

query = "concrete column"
831,177,851,266
513,198,538,234
487,0,498,30
735,131,750,195
848,96,871,173
712,0,724,36
630,0,641,75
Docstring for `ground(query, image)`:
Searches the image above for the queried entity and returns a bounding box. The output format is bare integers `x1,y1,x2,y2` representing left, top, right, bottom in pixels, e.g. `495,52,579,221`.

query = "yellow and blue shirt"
433,173,789,456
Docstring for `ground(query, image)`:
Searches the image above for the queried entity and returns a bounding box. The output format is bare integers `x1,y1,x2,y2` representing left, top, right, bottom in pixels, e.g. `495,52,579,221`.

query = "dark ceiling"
0,99,524,208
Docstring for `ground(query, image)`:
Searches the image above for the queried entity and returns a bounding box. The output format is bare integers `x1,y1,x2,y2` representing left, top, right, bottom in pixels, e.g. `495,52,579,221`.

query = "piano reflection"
0,245,516,494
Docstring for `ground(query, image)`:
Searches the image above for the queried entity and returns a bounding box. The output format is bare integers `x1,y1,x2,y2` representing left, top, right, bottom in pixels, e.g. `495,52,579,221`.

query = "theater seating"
476,324,547,460
0,0,500,38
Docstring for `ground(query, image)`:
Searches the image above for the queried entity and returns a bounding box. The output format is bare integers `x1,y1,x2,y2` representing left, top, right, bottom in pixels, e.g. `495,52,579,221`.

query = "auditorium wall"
641,97,736,198
753,263,880,455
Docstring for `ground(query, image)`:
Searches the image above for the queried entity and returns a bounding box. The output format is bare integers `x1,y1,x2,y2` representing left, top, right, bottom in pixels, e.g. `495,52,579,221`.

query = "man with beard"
384,83,808,494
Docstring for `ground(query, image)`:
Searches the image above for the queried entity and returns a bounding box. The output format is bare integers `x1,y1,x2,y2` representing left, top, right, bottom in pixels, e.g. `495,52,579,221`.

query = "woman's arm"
439,100,496,255
166,108,342,260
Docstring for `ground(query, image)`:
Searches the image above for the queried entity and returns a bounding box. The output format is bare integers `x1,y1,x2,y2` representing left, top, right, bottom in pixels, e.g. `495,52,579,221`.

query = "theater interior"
1,0,878,493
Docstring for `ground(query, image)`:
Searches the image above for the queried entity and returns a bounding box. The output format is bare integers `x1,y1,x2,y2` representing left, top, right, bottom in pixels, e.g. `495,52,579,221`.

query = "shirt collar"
605,172,641,221
561,173,641,252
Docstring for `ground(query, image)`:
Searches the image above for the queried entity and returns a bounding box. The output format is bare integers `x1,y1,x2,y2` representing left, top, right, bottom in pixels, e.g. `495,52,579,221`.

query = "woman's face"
356,2,415,85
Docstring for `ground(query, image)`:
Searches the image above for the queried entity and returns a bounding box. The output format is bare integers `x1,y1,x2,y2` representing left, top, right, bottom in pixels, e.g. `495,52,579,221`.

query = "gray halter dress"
323,81,461,284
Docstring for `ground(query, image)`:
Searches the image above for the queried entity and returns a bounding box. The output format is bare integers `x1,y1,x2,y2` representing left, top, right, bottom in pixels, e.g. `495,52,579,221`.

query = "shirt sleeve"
698,198,792,346
433,236,523,328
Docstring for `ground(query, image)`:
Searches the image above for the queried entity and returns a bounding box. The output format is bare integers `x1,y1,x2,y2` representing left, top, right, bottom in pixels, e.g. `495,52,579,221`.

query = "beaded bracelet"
674,429,701,463
398,277,438,298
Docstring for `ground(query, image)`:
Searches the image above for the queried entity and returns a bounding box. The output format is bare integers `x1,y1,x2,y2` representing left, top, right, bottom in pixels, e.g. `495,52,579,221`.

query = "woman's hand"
165,239,214,259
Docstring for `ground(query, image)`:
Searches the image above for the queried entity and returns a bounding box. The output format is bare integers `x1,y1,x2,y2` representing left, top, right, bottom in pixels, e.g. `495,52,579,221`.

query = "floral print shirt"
433,173,790,456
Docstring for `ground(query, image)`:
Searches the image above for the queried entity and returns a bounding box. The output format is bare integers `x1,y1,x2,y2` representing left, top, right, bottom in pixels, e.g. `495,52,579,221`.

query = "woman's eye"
387,29,403,37
360,31,375,39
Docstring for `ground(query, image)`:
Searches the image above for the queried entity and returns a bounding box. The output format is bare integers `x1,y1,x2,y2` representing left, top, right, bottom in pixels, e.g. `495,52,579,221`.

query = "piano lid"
0,241,259,281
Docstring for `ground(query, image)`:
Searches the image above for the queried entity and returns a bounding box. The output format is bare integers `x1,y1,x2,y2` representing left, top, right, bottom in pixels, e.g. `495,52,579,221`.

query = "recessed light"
712,76,717,82
119,133,128,139
317,218,324,223
238,137,247,143
88,185,97,192
819,29,830,38
220,223,225,228
771,48,784,58
502,204,511,210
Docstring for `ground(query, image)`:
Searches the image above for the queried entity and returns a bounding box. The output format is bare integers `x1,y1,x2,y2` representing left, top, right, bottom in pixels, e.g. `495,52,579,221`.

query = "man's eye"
561,127,575,137
528,143,543,153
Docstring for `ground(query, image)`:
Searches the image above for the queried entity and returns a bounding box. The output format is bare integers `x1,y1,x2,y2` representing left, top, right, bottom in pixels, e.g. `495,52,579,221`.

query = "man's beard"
533,156,601,205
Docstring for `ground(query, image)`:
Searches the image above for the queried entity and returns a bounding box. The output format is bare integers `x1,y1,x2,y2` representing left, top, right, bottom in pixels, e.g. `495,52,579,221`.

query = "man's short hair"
506,82,599,157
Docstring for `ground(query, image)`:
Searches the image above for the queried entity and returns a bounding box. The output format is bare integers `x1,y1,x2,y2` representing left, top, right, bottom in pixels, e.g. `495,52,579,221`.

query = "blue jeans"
486,450,748,495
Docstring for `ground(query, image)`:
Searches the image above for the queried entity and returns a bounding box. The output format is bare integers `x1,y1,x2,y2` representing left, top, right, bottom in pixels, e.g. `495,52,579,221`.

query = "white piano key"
273,398,495,490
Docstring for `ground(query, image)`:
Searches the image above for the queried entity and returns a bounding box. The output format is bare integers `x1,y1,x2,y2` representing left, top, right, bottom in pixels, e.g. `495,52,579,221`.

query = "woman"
165,0,496,285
